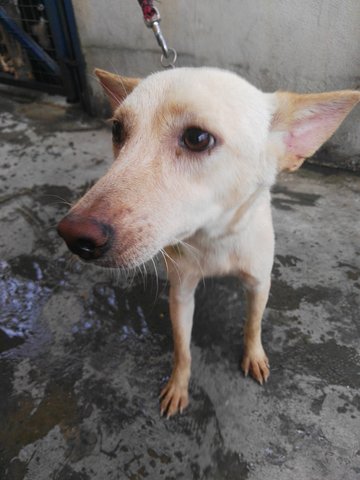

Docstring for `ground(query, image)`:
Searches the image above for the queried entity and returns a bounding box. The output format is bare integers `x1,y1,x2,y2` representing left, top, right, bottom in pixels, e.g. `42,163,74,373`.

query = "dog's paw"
241,348,270,385
160,376,189,418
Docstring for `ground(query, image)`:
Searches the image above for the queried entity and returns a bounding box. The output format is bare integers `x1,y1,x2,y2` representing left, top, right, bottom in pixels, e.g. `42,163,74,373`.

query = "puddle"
0,260,47,354
0,256,69,355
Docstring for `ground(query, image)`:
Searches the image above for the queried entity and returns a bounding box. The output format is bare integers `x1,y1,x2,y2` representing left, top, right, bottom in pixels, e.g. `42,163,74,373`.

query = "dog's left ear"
94,68,141,111
269,90,360,172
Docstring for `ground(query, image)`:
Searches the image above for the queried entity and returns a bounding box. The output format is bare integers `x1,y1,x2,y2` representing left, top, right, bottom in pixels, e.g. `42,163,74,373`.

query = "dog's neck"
171,186,272,277
221,185,269,236
196,185,270,242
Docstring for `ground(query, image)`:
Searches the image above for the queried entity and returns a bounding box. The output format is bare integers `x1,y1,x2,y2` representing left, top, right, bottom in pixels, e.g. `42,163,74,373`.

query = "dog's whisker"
136,263,142,289
162,248,178,272
142,262,148,289
142,262,147,287
173,238,205,286
158,250,170,292
174,238,200,255
160,248,169,279
136,264,144,288
128,264,136,289
161,248,182,286
158,249,171,295
108,262,118,284
44,194,73,207
150,257,159,303
139,261,148,290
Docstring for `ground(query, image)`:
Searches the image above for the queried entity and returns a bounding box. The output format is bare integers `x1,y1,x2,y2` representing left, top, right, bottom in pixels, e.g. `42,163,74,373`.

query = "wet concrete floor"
0,91,360,480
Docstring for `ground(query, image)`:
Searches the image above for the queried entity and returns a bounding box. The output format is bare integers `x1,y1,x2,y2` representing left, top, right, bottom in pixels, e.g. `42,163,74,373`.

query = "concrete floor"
0,90,360,480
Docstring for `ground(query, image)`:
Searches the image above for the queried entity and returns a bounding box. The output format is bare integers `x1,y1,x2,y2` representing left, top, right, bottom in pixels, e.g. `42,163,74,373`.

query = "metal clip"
144,7,177,68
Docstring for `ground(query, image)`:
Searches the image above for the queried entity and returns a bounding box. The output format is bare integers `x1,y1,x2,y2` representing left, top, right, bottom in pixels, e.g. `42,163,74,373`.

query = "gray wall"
73,0,360,169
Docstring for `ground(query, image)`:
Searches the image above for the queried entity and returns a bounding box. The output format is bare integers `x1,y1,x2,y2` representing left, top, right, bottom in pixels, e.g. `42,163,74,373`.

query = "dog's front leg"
160,273,199,417
241,280,271,385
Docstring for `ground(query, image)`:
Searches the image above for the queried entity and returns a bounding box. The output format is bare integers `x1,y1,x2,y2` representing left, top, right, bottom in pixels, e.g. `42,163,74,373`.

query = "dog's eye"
112,120,124,144
181,127,215,152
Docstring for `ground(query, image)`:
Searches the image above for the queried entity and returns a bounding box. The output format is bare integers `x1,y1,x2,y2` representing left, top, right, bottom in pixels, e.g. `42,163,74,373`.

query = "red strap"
137,0,157,22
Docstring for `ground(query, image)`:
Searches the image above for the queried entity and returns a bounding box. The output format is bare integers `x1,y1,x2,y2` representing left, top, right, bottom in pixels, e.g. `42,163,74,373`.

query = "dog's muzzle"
57,214,114,261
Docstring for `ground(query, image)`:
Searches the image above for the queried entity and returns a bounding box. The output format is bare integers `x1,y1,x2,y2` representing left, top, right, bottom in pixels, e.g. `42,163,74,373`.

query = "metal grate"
0,0,89,108
0,0,63,89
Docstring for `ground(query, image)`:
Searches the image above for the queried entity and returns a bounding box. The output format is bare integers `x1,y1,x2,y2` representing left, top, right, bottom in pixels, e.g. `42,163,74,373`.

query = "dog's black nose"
57,215,113,260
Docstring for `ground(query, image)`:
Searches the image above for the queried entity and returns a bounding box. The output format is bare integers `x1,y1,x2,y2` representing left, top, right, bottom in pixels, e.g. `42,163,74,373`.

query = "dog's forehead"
122,67,269,122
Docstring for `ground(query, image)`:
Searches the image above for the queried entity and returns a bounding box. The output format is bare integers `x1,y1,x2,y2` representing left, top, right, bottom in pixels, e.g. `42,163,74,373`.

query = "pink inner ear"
284,111,342,158
283,98,355,158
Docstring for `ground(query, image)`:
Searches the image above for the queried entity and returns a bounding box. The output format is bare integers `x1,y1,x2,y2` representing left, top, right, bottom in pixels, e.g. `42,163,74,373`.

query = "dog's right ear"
94,68,140,111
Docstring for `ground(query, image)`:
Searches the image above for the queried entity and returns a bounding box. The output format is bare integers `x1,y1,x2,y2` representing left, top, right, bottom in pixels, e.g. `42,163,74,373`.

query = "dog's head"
57,67,359,267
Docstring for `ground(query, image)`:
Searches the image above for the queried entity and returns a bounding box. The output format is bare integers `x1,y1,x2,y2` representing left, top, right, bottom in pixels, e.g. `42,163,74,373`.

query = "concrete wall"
72,0,360,169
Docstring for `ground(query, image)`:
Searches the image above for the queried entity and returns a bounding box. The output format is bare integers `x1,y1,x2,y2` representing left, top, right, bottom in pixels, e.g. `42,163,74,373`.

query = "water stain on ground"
0,382,78,463
271,185,321,210
269,279,342,311
53,465,91,480
192,277,245,364
337,261,360,281
275,255,302,268
310,391,327,415
0,184,79,208
268,338,360,390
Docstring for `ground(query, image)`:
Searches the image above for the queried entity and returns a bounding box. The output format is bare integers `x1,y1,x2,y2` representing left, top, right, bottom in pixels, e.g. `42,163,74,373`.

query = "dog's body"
58,67,359,417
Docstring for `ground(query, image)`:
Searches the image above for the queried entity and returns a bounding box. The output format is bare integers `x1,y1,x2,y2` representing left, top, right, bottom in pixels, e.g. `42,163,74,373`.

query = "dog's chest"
181,233,249,278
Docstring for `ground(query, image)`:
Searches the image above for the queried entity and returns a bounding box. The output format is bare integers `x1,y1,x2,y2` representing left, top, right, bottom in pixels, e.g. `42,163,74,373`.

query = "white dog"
58,67,359,417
